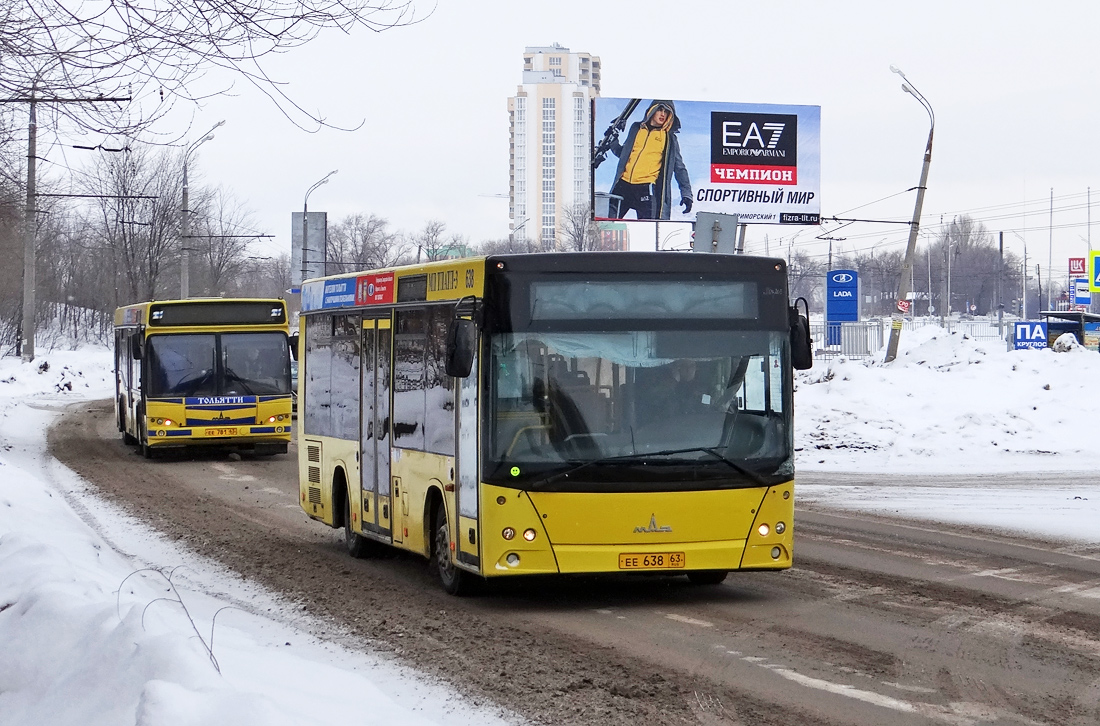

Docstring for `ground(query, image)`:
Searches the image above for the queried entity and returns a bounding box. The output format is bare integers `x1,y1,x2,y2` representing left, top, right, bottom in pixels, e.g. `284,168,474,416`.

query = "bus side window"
393,309,427,450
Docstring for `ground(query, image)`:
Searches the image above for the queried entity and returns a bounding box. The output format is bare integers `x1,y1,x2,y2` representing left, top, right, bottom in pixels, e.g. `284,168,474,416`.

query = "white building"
508,44,601,249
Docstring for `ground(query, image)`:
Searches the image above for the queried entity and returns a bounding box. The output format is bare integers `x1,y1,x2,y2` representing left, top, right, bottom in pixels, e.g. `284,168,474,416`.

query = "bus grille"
308,486,322,505
307,465,321,484
307,444,320,463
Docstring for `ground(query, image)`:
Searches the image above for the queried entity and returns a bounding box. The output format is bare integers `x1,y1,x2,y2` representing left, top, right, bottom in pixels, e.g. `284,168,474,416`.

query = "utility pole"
1022,242,1028,319
940,246,948,326
180,121,225,299
1048,188,1054,311
3,89,129,362
884,65,934,362
997,231,1004,337
21,90,37,362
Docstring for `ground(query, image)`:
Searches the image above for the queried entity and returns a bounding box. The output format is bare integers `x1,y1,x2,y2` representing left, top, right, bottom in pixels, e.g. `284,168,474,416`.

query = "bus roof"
114,298,288,327
300,252,787,314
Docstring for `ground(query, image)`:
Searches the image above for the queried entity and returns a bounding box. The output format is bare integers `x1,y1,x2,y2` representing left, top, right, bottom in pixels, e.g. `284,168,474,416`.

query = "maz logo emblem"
634,514,672,534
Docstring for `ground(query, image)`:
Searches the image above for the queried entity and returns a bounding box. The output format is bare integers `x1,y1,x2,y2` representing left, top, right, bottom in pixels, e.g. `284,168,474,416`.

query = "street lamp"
510,217,531,249
884,65,934,362
180,120,225,298
302,170,338,284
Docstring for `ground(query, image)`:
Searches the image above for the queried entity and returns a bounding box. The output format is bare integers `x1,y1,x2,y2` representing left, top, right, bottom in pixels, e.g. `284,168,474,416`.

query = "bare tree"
237,253,292,299
84,144,182,302
479,236,539,255
788,250,826,310
2,0,421,134
328,212,408,271
413,220,449,262
835,248,905,316
190,185,257,296
559,203,600,251
928,216,1021,317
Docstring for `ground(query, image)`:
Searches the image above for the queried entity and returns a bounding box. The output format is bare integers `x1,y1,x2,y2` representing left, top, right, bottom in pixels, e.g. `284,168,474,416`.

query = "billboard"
290,211,328,293
592,98,821,225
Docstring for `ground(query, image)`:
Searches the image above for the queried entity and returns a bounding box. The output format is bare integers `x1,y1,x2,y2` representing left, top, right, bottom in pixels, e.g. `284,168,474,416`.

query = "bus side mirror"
288,333,299,361
130,334,143,361
445,318,476,378
789,299,813,371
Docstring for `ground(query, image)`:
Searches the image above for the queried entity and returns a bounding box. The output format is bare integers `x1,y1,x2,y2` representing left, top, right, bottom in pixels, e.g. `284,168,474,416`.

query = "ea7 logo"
721,121,785,149
710,112,798,165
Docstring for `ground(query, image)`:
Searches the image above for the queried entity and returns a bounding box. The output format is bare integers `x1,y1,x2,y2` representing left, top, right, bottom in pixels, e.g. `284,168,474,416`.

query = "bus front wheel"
433,506,473,596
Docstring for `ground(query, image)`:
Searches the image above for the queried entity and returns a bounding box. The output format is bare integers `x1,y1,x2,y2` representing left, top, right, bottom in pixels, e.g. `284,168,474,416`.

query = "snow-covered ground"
1,325,1098,724
793,325,1100,545
0,350,514,726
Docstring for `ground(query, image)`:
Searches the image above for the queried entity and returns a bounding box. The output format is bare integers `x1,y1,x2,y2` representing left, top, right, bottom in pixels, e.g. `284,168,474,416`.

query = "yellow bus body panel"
478,481,794,577
299,435,359,525
144,397,292,449
390,448,453,557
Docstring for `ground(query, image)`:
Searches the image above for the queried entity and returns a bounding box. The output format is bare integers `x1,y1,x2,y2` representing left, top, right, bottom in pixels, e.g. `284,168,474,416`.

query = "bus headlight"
268,416,277,423
771,547,782,560
506,553,520,566
758,523,770,537
522,528,537,541
502,527,516,540
775,521,786,534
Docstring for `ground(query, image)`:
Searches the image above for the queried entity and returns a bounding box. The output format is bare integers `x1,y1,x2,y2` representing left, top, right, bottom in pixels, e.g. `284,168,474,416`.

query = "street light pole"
21,88,37,362
884,66,934,362
180,120,224,298
302,170,338,286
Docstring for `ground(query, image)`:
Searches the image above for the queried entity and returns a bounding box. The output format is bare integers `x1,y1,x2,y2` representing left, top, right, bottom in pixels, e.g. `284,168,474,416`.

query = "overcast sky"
60,1,1100,279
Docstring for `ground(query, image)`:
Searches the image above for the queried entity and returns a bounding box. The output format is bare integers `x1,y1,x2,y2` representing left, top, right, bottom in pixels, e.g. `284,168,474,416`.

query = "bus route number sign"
618,552,686,570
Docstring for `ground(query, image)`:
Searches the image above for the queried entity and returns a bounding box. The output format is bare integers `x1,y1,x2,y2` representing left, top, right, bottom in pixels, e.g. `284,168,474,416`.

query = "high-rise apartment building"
508,44,600,249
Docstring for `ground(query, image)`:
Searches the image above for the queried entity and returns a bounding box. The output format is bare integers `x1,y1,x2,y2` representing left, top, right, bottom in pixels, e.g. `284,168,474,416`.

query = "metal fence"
809,318,1012,360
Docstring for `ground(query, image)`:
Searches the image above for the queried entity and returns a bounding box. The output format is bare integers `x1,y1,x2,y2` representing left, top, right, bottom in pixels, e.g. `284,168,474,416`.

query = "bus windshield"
488,328,791,488
147,332,291,398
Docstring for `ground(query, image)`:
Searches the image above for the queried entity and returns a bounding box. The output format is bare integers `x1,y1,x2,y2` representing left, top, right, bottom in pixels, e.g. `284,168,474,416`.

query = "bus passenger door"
360,317,392,539
455,349,480,569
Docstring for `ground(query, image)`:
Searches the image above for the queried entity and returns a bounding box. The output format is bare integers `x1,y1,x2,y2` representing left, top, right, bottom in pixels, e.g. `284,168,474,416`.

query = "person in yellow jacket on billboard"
608,100,693,220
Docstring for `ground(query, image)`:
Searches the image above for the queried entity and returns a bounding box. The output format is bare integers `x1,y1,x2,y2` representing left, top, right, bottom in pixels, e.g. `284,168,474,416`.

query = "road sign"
1091,250,1100,293
897,299,910,313
1073,278,1091,306
1014,321,1048,350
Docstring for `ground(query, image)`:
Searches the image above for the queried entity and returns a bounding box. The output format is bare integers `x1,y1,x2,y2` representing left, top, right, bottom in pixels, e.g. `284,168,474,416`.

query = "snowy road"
48,399,1100,726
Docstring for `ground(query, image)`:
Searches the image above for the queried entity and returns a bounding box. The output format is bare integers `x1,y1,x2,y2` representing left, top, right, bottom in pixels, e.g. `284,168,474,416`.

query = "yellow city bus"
114,298,295,458
298,253,811,594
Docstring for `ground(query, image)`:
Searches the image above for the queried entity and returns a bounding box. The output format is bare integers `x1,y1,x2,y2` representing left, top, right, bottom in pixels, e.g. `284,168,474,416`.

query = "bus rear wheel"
433,506,473,596
687,570,728,585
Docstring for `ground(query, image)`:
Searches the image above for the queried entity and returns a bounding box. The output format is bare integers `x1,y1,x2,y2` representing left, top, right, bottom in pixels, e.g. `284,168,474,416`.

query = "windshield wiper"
222,366,255,395
639,446,768,486
527,446,767,488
